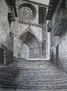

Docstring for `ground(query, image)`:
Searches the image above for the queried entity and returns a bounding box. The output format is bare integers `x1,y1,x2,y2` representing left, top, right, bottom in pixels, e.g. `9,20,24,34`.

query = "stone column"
42,26,46,58
39,43,42,58
47,21,52,59
8,6,15,62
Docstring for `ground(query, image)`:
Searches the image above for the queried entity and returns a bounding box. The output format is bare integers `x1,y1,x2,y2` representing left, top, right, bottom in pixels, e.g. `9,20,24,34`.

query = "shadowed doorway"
20,31,41,59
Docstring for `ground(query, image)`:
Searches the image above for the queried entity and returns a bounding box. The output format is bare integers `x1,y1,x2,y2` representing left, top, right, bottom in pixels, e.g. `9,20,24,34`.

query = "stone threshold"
27,57,50,60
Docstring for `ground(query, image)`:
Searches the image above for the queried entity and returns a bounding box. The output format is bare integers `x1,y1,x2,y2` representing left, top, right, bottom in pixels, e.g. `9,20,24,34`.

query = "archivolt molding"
19,26,42,43
12,21,43,43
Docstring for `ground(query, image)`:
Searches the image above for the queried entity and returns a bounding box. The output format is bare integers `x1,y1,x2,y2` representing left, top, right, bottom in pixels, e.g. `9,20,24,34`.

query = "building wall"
59,31,67,72
0,0,13,51
0,0,10,45
0,0,13,65
51,0,67,72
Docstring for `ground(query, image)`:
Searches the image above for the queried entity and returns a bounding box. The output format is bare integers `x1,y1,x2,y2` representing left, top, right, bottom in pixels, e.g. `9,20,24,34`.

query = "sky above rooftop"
29,0,50,5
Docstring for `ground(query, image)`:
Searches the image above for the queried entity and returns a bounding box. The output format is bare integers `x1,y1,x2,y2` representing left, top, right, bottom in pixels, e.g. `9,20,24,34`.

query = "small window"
39,7,46,25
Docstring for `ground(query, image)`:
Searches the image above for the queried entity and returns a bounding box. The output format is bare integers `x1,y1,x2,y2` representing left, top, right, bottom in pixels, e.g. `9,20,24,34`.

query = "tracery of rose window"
19,5,36,23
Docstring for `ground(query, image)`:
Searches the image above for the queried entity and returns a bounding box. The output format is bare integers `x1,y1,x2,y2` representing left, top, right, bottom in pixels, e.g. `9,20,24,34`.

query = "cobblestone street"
0,59,67,91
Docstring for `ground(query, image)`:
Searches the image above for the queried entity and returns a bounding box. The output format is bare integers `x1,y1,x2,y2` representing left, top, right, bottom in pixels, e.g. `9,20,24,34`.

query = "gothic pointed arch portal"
20,30,41,59
20,43,29,59
20,26,42,43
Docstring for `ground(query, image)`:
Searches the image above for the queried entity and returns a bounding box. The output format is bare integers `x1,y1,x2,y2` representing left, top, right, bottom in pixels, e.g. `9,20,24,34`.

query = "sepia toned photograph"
0,0,67,91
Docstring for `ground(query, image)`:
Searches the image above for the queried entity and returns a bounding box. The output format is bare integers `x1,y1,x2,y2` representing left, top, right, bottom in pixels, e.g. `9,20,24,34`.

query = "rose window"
19,4,36,22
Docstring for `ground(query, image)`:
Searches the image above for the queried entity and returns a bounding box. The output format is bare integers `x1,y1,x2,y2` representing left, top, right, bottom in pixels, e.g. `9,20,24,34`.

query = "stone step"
1,89,67,91
1,82,67,90
0,59,67,90
0,68,67,90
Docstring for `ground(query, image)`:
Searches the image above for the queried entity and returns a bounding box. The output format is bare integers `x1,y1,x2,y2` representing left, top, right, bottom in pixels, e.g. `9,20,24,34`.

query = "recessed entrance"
20,43,29,59
20,31,40,59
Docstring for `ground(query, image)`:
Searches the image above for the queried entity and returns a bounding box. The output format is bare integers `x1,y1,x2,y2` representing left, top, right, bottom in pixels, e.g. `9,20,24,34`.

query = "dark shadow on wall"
0,66,20,89
1,44,13,65
51,44,67,73
0,47,4,64
56,44,67,73
20,31,41,58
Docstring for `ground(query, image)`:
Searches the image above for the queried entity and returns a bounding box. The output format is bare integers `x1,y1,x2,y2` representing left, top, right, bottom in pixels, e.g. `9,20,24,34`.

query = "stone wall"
4,46,13,65
13,36,22,58
0,0,13,51
51,0,67,72
0,0,13,65
0,0,10,45
58,31,67,72
13,21,42,42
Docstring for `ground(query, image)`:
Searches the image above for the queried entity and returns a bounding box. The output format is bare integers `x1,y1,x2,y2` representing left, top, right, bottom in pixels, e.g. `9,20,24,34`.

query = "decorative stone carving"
18,3,36,23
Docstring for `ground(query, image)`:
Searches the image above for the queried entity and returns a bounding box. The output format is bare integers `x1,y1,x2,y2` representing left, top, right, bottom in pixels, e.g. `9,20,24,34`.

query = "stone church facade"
13,0,49,60
0,0,50,64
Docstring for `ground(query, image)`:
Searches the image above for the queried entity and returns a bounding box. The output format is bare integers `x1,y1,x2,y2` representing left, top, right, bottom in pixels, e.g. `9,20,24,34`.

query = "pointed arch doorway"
20,43,29,59
20,31,41,60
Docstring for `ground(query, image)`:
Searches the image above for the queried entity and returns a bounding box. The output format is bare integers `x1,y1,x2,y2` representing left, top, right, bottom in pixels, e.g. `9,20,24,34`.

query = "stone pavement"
0,89,67,91
0,59,67,91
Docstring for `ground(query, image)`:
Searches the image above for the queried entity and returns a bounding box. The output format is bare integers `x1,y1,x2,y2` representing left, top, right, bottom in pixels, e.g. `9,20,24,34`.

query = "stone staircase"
0,59,67,91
